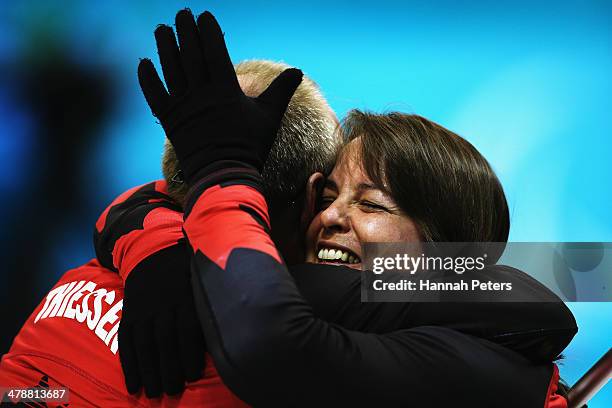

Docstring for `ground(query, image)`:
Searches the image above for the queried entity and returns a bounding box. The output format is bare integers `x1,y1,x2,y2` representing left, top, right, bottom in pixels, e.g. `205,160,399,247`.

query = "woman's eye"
360,201,387,211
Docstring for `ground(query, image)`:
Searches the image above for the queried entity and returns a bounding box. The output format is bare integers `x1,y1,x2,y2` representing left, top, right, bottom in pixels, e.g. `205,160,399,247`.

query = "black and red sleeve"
93,180,184,280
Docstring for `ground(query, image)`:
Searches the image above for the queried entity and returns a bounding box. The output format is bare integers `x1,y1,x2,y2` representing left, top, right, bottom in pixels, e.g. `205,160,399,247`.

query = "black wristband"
184,161,264,217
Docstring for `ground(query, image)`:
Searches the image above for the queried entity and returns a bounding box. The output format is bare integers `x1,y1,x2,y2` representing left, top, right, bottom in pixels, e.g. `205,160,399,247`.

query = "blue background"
1,1,610,405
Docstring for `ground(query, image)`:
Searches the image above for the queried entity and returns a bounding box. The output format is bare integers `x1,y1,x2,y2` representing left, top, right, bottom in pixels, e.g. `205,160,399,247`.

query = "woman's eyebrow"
323,179,338,192
323,180,379,192
356,182,378,191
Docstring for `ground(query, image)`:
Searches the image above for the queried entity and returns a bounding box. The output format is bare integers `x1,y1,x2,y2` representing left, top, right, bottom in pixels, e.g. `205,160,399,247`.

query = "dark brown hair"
342,110,509,243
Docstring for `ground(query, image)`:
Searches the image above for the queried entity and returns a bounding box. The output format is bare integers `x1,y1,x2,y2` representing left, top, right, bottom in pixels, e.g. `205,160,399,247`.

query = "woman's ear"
301,172,325,229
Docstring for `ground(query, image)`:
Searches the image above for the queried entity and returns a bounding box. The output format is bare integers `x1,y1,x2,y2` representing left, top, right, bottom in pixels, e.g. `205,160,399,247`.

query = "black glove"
119,242,206,398
138,9,303,185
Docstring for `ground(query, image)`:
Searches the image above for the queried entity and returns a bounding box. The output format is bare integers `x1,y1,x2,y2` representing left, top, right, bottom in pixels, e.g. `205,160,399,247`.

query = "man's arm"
94,180,182,279
93,180,205,397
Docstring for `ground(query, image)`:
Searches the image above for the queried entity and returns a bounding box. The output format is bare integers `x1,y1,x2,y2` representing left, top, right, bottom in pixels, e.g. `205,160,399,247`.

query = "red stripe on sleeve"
112,207,184,280
184,184,281,270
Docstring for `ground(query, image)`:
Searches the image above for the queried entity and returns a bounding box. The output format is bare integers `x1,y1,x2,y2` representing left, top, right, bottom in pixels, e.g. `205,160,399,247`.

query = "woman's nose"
320,201,350,233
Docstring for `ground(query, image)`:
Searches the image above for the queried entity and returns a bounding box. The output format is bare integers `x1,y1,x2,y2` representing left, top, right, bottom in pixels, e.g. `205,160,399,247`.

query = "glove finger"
257,68,303,117
177,303,207,382
197,11,240,95
118,323,141,394
154,24,188,96
155,311,185,396
138,58,170,117
175,9,208,88
133,320,162,398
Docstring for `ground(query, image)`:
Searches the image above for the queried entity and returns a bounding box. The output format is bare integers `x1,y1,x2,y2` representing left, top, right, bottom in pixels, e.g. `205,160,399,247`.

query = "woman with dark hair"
306,110,511,270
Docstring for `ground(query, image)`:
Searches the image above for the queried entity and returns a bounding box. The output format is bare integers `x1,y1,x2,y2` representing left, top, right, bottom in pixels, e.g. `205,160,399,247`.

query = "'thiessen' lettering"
34,280,123,354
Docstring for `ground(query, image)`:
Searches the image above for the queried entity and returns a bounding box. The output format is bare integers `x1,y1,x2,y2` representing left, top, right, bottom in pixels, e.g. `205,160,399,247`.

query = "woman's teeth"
317,248,360,264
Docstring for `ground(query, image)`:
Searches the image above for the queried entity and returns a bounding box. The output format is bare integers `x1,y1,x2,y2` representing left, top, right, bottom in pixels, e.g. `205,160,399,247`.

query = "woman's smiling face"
305,137,422,269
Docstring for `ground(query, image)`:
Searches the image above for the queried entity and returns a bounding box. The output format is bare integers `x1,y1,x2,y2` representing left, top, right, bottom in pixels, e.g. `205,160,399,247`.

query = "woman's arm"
291,263,577,363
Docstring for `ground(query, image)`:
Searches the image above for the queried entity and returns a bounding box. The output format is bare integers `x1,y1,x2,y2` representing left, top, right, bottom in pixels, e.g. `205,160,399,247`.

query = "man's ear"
301,172,325,229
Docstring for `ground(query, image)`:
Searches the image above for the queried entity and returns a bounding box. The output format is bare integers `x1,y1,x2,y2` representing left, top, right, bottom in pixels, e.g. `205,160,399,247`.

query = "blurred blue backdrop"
1,0,610,405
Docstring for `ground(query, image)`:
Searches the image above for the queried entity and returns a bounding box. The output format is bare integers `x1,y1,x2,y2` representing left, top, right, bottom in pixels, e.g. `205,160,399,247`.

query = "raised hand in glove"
138,9,303,185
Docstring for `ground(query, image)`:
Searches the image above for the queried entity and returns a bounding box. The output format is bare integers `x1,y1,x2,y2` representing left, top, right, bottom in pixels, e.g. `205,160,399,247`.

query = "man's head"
162,59,340,263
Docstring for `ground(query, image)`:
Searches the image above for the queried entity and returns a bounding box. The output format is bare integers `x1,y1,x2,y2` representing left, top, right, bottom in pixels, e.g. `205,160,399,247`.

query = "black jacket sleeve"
183,181,563,407
290,263,577,363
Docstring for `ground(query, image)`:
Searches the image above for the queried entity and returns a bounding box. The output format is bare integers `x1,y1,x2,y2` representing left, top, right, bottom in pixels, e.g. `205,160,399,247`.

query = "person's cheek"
396,216,422,242
357,215,409,242
305,214,323,262
358,216,392,242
